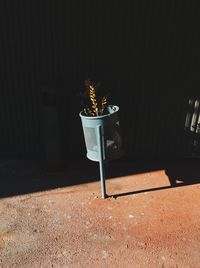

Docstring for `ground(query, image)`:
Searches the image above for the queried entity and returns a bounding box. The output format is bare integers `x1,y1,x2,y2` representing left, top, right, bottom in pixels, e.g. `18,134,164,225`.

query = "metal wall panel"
0,1,199,159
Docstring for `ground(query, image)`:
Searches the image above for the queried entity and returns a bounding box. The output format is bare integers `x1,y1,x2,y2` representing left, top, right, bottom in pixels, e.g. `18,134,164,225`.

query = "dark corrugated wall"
0,1,200,159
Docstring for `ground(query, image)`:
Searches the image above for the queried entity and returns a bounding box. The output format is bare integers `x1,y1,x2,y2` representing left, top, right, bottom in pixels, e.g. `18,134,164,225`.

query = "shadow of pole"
110,178,200,199
110,163,200,198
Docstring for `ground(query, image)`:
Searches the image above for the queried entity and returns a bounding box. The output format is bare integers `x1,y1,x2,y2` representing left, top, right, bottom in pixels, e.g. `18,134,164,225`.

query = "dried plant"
80,79,108,116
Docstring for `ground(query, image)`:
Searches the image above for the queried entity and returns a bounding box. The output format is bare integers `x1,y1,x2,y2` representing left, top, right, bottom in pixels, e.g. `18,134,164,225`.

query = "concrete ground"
1,160,200,267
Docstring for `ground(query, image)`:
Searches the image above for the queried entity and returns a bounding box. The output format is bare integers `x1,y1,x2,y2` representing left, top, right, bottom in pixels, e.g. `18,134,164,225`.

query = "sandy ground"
1,161,200,267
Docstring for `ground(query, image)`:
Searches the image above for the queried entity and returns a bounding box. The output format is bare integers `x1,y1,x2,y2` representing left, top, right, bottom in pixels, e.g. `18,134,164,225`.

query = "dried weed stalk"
82,79,108,116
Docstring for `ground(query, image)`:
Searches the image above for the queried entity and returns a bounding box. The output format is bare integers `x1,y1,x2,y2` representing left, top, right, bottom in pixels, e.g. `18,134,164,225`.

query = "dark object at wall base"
184,98,200,157
41,86,63,173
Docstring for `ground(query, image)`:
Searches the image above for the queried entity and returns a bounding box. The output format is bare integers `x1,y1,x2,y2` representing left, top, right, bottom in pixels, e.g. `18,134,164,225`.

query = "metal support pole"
97,125,107,198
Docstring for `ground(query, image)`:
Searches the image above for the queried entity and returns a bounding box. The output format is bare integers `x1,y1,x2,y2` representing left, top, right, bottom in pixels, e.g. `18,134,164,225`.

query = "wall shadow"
0,159,98,199
1,158,200,199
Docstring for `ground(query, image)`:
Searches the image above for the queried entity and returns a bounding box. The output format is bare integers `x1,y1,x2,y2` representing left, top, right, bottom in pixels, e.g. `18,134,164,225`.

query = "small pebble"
93,234,97,239
129,214,134,218
102,250,109,259
62,250,68,257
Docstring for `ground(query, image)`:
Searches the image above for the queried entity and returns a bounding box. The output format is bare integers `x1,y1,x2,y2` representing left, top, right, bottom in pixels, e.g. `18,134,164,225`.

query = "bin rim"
79,105,119,120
